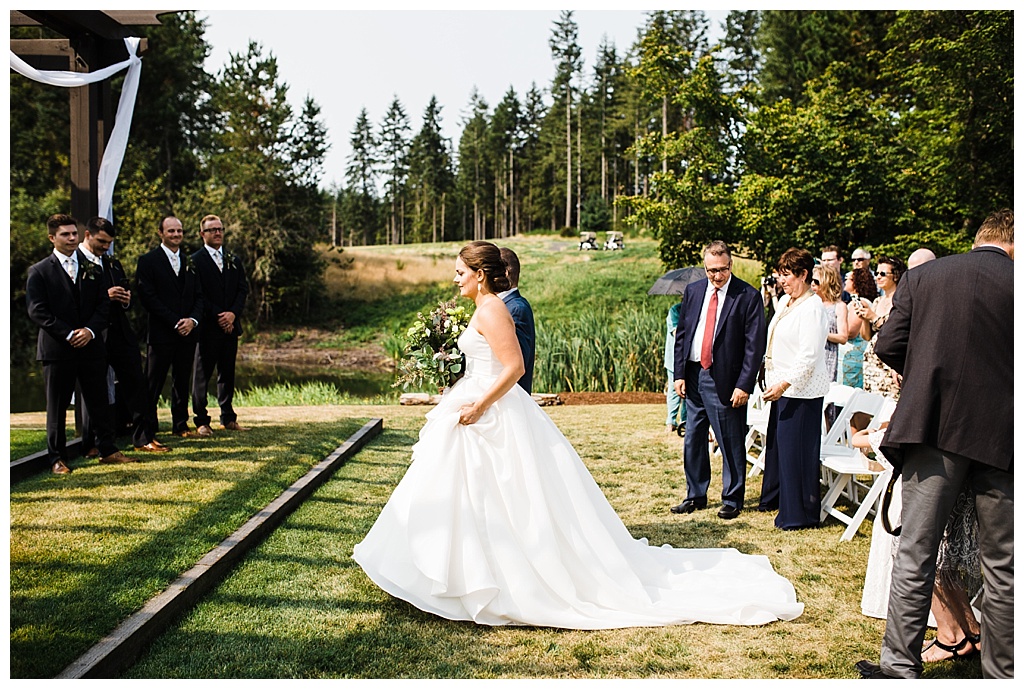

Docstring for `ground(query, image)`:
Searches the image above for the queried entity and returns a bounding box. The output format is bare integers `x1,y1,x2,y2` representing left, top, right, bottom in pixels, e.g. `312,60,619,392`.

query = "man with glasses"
670,240,766,520
191,215,249,436
820,244,852,303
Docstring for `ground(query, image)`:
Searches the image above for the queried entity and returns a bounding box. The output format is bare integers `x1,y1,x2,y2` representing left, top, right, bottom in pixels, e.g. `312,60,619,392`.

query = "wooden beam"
10,10,177,28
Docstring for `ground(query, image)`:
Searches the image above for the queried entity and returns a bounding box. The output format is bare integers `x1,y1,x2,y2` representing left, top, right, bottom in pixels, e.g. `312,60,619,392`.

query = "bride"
353,241,803,629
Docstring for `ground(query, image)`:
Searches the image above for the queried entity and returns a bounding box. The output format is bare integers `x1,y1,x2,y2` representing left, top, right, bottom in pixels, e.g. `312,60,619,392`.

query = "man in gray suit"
856,209,1014,679
498,247,535,394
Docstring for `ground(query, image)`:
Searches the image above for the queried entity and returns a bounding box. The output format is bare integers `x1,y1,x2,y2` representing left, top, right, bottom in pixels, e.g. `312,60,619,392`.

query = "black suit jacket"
192,246,248,339
674,276,766,406
876,246,1013,470
97,253,140,349
26,250,110,361
135,246,204,345
502,289,536,394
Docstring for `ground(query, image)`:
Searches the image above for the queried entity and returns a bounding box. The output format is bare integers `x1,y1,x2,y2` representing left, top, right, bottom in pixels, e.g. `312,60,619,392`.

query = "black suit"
26,250,118,463
135,246,204,435
871,246,1013,678
501,289,535,394
674,277,765,509
80,252,153,449
191,246,248,427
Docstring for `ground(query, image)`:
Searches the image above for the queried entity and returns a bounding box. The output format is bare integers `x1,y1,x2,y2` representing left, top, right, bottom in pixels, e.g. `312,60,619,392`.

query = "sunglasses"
876,271,891,277
812,279,820,285
852,257,869,262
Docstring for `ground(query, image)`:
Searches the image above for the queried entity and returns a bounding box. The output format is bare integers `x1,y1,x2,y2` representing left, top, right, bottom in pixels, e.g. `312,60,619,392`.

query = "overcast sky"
200,8,730,190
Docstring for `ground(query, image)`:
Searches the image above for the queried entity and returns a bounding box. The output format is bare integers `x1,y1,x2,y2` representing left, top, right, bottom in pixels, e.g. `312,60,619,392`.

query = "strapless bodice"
457,326,504,379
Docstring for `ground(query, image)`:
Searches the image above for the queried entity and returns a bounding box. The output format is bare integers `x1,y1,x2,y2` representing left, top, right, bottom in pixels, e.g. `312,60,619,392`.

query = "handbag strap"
881,471,902,536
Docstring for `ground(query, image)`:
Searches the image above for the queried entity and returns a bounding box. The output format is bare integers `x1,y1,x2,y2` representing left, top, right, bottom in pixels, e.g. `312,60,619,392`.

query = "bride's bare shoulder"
472,297,514,330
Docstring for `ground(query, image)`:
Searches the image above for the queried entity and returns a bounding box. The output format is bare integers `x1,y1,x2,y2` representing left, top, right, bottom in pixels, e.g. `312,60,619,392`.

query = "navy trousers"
682,361,748,509
759,395,823,529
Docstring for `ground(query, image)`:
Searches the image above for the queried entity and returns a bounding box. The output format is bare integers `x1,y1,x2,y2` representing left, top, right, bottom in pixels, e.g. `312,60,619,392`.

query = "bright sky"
200,7,730,190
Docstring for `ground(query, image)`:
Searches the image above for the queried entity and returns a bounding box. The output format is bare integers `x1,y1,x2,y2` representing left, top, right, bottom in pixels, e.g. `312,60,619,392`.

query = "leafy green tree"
757,10,895,106
379,96,411,244
205,40,327,321
879,10,1013,235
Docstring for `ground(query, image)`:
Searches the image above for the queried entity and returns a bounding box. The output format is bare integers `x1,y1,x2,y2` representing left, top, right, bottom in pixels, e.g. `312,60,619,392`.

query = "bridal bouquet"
393,298,471,392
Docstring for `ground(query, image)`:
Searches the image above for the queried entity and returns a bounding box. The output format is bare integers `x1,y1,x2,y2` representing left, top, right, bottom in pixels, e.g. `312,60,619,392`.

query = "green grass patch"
123,404,978,679
9,414,368,679
9,428,69,460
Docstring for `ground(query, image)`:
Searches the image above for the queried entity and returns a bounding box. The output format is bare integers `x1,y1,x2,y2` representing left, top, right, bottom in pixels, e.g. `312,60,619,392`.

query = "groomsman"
78,217,168,454
136,216,204,439
671,240,765,519
191,214,249,435
26,214,135,473
498,247,536,394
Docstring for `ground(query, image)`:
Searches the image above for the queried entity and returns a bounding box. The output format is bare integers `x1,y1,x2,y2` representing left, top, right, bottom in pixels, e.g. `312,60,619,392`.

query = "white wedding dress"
353,327,804,629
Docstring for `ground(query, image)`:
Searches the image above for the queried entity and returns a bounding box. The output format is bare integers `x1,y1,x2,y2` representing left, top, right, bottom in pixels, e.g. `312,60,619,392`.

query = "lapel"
685,279,708,341
49,252,79,302
714,279,740,341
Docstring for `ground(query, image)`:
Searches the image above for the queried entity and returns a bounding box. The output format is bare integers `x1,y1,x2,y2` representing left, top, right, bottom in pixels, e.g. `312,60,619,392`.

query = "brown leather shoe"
197,424,214,437
134,442,171,453
171,429,193,438
150,439,168,449
100,451,138,464
84,447,100,459
51,460,72,475
221,421,247,431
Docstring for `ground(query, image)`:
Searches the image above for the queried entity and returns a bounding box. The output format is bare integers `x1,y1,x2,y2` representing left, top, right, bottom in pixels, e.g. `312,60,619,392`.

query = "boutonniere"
81,260,103,282
183,253,197,275
222,249,237,270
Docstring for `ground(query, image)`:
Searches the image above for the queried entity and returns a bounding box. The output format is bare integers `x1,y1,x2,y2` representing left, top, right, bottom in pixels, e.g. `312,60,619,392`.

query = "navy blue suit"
502,289,535,394
673,276,766,509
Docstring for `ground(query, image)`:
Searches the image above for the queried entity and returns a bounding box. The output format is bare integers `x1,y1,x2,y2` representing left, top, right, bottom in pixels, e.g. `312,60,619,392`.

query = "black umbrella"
647,266,706,295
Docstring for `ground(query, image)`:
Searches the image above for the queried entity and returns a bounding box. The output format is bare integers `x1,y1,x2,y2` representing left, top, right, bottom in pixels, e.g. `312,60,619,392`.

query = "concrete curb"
10,437,85,482
55,417,384,679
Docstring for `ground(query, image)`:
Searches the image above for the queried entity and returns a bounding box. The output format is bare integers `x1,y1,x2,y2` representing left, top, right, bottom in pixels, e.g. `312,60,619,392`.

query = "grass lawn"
108,404,978,679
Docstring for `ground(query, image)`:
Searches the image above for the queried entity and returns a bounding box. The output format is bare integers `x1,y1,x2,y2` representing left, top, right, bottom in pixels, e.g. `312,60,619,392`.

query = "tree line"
9,10,1013,364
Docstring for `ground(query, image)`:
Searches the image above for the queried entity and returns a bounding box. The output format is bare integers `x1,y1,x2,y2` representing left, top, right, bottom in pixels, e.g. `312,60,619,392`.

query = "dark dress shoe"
134,442,171,453
100,451,138,464
51,460,72,475
757,501,778,512
718,504,741,519
855,660,900,679
670,497,707,514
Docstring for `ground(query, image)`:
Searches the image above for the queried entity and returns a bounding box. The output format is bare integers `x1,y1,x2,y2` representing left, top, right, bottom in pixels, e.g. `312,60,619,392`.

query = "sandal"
921,635,979,662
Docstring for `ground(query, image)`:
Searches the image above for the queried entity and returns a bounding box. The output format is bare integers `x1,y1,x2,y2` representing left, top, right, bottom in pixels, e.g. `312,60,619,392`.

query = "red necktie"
700,288,718,369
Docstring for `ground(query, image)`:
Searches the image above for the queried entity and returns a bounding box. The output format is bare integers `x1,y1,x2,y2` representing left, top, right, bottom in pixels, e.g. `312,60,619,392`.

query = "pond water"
8,361,396,414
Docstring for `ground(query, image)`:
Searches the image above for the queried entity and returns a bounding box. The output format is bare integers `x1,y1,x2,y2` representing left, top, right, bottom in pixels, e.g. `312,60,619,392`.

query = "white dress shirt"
161,243,181,275
689,276,731,363
205,243,223,271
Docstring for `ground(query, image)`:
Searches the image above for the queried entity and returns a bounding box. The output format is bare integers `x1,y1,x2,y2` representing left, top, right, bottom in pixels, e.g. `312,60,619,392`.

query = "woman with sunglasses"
853,255,906,399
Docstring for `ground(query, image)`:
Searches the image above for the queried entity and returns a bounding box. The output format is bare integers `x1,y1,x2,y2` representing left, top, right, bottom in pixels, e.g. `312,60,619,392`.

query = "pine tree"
345,108,379,246
379,96,411,244
549,10,583,230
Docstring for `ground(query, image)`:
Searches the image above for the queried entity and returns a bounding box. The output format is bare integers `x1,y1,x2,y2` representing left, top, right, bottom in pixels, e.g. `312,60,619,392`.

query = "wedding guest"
663,301,685,434
757,248,829,530
856,209,1012,679
819,244,852,303
78,217,165,454
671,240,765,520
854,255,906,400
497,247,535,394
136,216,204,440
26,214,135,473
907,247,936,269
840,268,877,388
811,264,848,382
191,214,249,435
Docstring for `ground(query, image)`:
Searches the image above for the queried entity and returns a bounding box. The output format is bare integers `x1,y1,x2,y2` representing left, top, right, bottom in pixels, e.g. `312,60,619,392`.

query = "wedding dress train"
353,327,803,629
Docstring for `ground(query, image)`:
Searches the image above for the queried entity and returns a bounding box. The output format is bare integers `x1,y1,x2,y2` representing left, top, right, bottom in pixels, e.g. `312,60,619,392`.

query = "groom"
498,247,535,394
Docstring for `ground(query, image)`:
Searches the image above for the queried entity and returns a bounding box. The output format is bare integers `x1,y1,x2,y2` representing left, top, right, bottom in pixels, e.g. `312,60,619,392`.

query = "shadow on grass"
9,418,370,679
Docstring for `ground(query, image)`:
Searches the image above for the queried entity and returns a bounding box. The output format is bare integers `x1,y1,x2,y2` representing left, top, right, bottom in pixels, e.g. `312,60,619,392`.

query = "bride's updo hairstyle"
459,241,512,292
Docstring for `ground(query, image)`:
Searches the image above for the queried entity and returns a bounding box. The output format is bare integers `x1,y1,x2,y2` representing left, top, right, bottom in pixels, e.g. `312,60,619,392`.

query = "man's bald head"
907,248,937,269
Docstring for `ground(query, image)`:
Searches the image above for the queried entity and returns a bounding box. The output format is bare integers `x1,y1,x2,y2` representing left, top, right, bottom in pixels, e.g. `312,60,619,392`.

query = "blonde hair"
813,264,842,303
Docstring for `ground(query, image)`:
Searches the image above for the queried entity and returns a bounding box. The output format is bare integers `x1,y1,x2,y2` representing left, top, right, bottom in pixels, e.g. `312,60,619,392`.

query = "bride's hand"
458,403,484,425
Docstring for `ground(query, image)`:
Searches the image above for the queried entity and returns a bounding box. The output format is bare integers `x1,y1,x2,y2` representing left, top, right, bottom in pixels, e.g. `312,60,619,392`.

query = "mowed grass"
123,404,978,679
8,410,368,679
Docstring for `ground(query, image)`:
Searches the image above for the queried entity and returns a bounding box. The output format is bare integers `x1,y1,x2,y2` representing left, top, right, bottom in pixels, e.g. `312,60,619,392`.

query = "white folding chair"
744,386,770,476
819,391,889,541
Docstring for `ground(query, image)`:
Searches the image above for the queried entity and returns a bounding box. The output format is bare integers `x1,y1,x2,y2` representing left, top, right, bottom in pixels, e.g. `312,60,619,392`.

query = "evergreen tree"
489,87,522,238
456,90,491,241
408,96,454,243
549,10,583,230
720,10,763,102
379,96,411,244
344,107,379,246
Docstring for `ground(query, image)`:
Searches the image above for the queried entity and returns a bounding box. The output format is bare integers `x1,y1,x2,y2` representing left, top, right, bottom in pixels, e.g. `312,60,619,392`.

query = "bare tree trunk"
565,86,572,230
441,192,446,242
576,104,582,231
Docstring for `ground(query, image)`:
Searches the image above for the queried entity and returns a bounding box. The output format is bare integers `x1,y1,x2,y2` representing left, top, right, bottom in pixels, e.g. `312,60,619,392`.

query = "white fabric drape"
10,37,143,222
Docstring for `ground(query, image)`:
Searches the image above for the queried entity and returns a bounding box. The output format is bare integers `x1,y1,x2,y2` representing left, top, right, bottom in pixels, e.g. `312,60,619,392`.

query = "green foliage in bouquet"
393,298,471,391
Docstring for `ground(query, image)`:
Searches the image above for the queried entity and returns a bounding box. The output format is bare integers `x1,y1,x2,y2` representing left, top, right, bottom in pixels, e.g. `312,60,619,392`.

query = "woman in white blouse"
757,248,830,530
